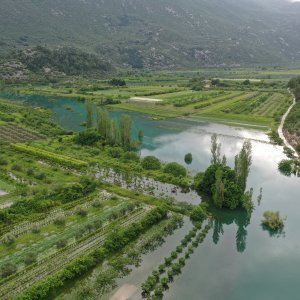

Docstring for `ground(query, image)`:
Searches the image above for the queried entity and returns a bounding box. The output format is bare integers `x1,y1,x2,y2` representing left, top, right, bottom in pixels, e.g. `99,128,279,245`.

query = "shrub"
278,159,293,176
1,263,17,278
56,239,68,249
262,211,285,230
0,157,8,165
31,224,41,234
163,162,187,177
141,156,161,170
190,204,208,223
184,153,193,165
11,164,22,171
74,129,100,146
92,199,102,208
76,208,88,217
123,151,140,162
53,214,66,226
24,252,37,265
2,233,15,246
109,147,123,158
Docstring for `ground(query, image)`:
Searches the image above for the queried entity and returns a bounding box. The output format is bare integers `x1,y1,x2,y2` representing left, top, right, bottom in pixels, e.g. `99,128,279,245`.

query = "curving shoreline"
278,89,299,157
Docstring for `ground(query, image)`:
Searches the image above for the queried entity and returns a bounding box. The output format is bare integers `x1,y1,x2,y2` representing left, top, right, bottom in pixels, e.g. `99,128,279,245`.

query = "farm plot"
0,203,150,299
0,124,45,143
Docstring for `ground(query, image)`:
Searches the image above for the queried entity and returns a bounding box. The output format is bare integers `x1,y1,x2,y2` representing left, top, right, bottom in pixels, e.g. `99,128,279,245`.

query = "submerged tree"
235,140,252,192
211,134,221,164
213,168,225,208
85,100,93,129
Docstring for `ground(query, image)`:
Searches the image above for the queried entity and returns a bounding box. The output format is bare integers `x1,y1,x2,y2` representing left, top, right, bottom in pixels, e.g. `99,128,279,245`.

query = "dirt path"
278,90,298,157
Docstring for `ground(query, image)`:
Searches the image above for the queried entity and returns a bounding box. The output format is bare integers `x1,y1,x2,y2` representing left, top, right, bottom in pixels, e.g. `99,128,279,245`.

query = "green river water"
5,93,300,300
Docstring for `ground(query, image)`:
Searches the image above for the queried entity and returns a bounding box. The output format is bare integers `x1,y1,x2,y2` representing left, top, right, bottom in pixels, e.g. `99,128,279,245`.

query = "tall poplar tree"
85,100,93,129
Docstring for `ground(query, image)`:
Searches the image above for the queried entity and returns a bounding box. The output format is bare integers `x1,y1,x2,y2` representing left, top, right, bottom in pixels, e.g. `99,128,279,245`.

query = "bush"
2,233,15,245
184,153,193,165
190,204,208,223
92,199,102,208
11,164,22,171
24,252,37,265
0,157,8,165
141,156,161,170
123,151,140,162
76,208,88,217
109,147,123,158
1,263,17,278
31,224,41,234
74,129,100,146
278,159,293,176
53,214,66,226
56,239,68,249
262,211,285,230
163,162,187,177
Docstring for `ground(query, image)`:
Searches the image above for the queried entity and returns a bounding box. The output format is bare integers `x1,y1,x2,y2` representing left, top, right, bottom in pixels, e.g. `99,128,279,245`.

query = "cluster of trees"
196,134,254,212
76,101,142,151
108,78,126,86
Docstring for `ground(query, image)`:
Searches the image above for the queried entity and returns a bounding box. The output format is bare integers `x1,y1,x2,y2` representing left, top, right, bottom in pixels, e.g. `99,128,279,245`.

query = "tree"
85,100,93,129
120,115,132,149
138,129,144,143
190,204,208,222
235,140,252,192
213,168,225,208
141,156,161,170
163,162,187,177
74,129,100,146
184,153,193,165
96,107,110,140
211,134,221,164
261,211,285,230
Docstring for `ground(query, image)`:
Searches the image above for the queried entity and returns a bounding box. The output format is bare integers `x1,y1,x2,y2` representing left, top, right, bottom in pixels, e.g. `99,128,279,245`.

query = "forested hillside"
0,0,300,68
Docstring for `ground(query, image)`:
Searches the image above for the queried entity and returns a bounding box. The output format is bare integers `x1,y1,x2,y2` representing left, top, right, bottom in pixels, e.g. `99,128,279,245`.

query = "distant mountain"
0,0,300,68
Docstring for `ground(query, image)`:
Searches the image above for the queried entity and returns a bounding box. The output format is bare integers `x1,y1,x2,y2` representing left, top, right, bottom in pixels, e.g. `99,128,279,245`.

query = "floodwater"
4,93,300,300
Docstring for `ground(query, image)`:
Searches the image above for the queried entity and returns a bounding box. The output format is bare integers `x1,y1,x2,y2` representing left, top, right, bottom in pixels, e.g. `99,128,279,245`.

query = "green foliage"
108,78,126,86
74,129,100,146
163,162,187,177
1,263,17,279
278,159,293,176
190,204,208,223
184,153,193,165
141,156,161,170
85,100,94,129
262,211,285,230
24,252,37,266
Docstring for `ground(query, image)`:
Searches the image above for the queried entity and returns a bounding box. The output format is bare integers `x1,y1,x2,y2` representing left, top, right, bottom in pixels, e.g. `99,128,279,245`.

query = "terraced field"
0,124,45,143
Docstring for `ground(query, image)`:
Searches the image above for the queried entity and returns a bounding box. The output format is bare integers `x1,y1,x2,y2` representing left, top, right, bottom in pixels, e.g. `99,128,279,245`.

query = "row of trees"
83,100,143,150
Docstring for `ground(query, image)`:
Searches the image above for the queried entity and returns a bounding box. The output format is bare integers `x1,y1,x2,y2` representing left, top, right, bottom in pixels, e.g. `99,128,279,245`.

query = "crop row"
0,124,45,143
194,92,245,109
141,223,212,298
0,207,150,299
11,143,88,168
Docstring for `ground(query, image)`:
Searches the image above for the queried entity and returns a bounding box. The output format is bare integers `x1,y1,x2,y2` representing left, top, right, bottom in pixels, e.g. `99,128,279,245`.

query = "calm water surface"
6,93,300,300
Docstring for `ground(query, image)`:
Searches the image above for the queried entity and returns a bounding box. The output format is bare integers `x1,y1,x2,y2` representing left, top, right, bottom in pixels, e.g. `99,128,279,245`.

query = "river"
5,93,300,300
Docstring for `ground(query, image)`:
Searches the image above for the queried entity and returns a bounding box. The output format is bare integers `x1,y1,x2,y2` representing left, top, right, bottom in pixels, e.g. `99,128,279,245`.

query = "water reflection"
211,206,251,253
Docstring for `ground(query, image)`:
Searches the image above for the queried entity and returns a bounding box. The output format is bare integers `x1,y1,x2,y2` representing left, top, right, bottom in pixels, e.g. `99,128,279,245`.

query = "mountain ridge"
1,0,300,68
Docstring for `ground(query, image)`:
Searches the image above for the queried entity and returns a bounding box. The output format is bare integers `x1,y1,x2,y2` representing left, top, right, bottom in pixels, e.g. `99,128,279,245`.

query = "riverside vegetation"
0,67,296,299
